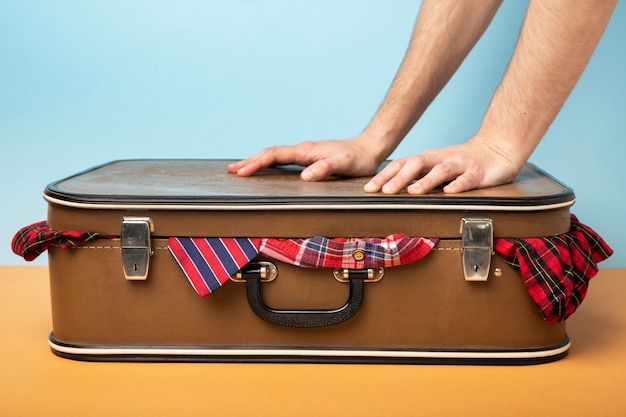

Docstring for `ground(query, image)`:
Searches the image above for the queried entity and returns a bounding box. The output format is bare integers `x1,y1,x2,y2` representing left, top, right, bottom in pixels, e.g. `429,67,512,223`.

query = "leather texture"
48,239,566,349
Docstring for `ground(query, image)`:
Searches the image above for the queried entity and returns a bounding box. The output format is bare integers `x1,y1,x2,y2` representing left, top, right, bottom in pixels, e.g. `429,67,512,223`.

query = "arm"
228,0,503,180
355,0,504,161
368,0,617,194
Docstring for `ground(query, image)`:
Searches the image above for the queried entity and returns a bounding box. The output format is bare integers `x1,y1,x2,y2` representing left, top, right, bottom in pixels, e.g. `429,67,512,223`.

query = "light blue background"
1,1,624,267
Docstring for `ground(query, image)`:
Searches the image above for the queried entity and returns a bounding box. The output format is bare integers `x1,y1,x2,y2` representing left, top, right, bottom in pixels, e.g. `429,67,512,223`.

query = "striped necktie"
168,237,261,296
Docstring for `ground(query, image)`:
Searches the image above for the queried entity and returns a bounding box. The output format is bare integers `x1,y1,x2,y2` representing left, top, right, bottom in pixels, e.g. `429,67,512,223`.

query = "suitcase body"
44,160,575,364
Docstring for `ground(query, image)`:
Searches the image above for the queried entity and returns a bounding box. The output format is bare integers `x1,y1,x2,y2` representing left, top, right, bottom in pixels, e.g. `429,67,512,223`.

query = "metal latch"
460,218,493,281
121,217,153,280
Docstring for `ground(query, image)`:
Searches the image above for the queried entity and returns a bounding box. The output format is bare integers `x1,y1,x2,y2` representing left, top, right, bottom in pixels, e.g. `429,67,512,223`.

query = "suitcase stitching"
49,244,170,251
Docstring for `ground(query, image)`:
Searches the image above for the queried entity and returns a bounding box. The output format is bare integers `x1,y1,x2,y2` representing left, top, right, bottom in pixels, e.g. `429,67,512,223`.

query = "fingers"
364,159,411,193
300,158,338,182
407,161,465,194
363,162,400,193
365,157,435,194
227,141,368,181
441,172,478,194
364,155,477,195
301,149,378,181
226,158,263,176
227,145,303,177
226,159,250,174
364,143,519,195
228,138,384,182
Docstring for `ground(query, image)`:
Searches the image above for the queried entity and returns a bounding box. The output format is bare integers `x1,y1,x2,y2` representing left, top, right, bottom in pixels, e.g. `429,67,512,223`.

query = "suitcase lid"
44,159,574,211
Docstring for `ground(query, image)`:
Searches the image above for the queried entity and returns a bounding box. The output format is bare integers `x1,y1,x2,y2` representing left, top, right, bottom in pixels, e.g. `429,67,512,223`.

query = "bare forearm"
478,0,617,169
361,0,503,161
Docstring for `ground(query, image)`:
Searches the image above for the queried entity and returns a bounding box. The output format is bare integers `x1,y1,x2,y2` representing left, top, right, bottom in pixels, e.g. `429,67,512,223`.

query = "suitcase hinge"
121,217,153,281
460,218,493,282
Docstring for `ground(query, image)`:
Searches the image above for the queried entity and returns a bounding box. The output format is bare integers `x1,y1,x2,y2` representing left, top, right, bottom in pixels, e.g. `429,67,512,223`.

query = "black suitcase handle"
245,276,365,328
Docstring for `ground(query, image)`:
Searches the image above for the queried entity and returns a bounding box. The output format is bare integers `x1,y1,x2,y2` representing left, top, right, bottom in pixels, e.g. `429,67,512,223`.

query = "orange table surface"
1,266,625,417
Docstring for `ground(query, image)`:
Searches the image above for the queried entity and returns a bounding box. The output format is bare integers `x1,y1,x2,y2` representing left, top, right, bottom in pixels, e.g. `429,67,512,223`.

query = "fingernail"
364,181,376,193
301,170,314,181
407,182,422,194
381,183,394,194
235,166,251,176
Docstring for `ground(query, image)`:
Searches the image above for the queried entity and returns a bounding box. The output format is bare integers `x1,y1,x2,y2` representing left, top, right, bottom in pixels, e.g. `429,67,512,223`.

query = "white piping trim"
44,195,575,212
49,339,570,360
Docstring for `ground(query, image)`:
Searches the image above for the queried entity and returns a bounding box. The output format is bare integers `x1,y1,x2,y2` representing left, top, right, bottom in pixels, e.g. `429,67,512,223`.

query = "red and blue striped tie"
168,237,261,296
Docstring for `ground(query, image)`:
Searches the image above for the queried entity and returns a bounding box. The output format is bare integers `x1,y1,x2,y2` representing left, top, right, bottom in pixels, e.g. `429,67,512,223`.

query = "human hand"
227,138,384,181
364,134,522,194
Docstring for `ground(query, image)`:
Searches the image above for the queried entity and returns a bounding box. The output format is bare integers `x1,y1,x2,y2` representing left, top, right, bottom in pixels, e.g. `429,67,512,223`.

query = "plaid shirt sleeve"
11,221,115,261
494,215,613,322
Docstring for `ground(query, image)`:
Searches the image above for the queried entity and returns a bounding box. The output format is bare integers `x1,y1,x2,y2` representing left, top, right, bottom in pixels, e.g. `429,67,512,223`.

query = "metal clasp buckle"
461,218,493,282
121,217,153,280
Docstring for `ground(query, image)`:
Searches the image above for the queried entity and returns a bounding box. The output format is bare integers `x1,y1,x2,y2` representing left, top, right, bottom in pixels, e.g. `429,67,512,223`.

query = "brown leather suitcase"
43,159,582,364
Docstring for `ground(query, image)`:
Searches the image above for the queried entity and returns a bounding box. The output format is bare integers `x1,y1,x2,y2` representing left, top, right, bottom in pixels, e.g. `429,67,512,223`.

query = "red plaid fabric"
11,221,115,261
259,235,438,269
494,215,613,322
